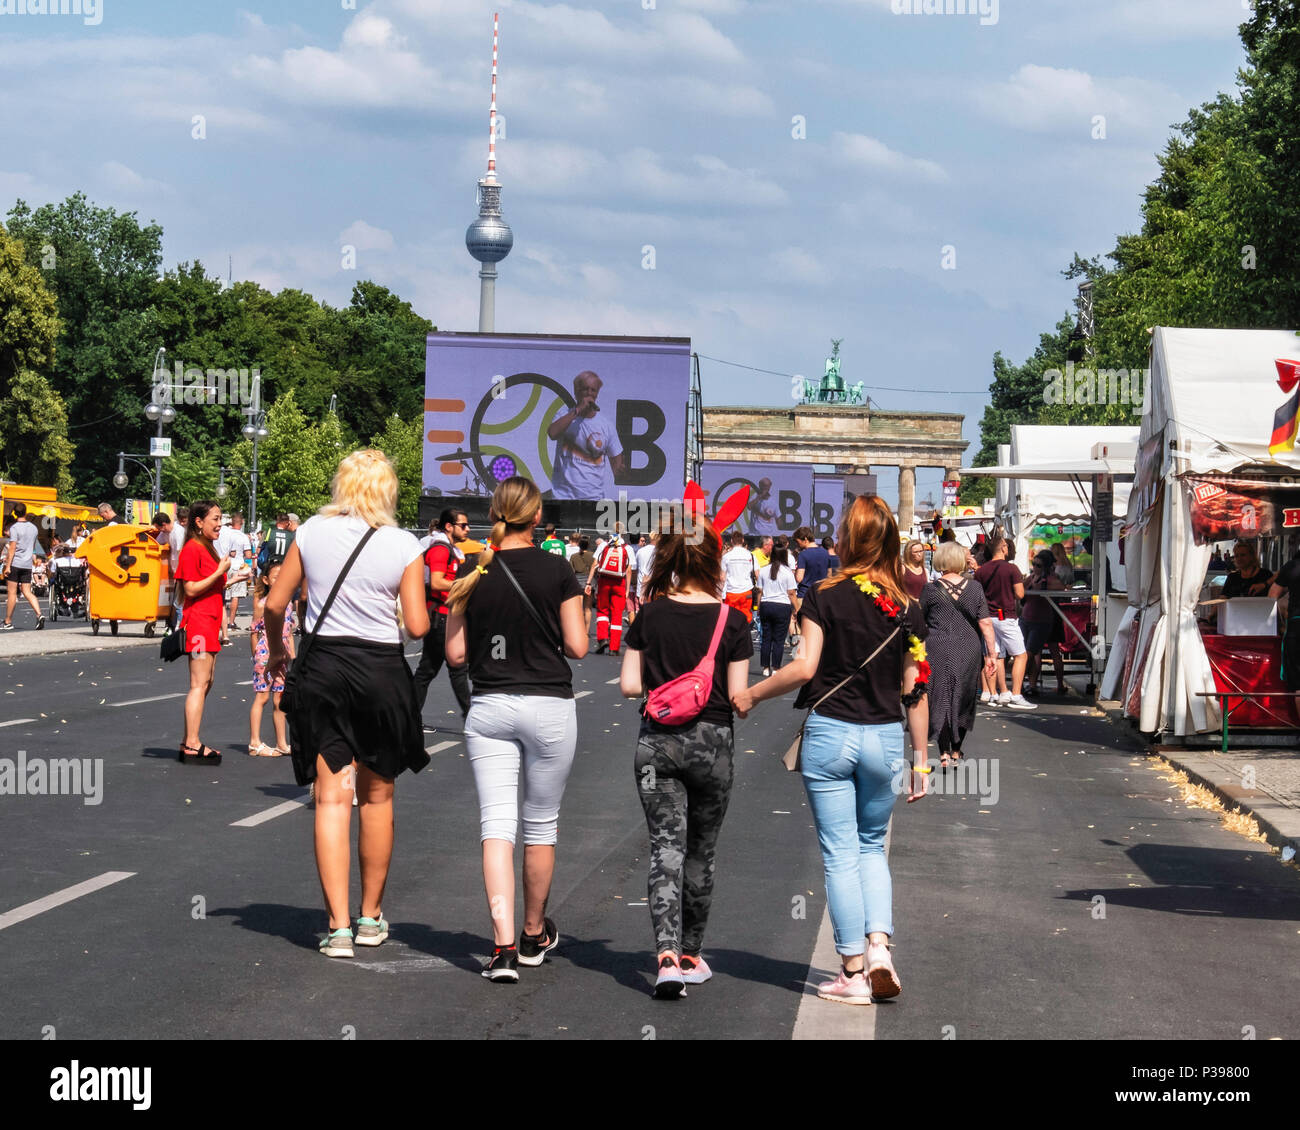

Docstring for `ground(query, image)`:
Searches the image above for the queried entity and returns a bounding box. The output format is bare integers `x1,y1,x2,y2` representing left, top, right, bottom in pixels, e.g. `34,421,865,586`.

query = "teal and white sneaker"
319,927,354,958
355,915,389,947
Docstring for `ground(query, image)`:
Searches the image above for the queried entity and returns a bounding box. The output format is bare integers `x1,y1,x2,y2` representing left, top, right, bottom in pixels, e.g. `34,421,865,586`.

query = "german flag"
1269,359,1300,456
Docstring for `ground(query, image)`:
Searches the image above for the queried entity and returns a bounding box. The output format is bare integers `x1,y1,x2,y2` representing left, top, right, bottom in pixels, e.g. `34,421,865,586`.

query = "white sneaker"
979,691,992,704
996,691,1012,706
1006,694,1037,710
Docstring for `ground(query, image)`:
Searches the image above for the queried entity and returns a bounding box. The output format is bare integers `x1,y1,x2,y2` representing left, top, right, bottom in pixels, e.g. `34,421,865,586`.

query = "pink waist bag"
644,603,730,725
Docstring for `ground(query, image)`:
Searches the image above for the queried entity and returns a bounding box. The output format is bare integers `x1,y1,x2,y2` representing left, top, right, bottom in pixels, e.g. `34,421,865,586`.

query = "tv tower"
465,12,513,333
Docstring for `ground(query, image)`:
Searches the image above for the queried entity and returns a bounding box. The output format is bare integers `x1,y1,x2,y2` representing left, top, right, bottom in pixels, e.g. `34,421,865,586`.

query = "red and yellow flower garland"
852,575,931,690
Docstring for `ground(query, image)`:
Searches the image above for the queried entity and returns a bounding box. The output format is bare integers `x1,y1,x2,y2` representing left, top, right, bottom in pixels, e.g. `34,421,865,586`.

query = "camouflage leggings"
634,720,735,957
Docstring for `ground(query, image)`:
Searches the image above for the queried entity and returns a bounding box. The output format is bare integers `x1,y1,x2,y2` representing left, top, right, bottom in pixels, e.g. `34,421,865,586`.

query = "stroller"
48,560,89,622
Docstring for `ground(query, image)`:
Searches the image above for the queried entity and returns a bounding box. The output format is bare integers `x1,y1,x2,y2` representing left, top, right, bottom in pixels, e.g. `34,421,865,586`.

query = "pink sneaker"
816,965,873,1005
680,954,712,984
867,943,901,999
653,952,686,1000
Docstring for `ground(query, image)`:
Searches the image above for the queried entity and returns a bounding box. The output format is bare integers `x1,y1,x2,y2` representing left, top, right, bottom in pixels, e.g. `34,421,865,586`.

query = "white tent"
1003,425,1137,588
1108,326,1300,737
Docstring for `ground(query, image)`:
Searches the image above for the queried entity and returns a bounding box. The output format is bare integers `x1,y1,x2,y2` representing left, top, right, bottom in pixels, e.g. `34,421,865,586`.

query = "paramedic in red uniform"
588,526,632,654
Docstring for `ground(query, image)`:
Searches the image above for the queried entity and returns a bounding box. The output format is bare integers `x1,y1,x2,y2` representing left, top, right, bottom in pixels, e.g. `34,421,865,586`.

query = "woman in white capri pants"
445,477,590,983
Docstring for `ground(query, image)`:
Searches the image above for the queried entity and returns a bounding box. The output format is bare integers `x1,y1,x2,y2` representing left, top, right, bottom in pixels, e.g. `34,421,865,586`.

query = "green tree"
6,193,163,502
370,414,423,525
0,370,76,495
0,221,60,389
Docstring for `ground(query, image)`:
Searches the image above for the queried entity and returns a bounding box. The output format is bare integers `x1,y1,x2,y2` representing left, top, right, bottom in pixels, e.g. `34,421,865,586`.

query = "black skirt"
288,636,428,785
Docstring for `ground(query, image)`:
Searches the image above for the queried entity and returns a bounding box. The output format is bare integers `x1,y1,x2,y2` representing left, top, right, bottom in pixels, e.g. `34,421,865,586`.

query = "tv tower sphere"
466,206,513,263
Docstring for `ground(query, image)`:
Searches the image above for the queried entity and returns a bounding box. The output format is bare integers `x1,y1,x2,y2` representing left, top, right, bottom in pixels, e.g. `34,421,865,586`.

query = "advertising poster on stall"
700,462,814,537
1186,477,1300,543
812,475,843,540
422,333,690,502
124,499,177,526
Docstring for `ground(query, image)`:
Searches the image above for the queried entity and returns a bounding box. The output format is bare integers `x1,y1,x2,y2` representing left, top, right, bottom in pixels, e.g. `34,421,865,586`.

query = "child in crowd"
249,563,295,756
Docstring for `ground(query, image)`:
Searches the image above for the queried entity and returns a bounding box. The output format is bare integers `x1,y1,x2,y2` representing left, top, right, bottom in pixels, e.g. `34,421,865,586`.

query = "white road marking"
230,791,312,827
425,741,459,754
0,718,35,728
0,871,136,932
574,691,592,699
234,680,253,686
791,804,893,1040
605,677,620,685
109,693,186,707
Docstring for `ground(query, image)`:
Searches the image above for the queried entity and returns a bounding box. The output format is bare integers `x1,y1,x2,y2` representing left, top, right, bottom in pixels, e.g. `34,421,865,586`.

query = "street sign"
149,437,172,458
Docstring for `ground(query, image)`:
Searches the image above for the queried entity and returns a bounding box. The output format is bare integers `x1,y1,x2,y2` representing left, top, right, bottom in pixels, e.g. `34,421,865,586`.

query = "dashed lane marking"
574,691,593,699
109,693,186,707
0,871,136,932
426,741,459,754
230,791,312,827
0,718,36,728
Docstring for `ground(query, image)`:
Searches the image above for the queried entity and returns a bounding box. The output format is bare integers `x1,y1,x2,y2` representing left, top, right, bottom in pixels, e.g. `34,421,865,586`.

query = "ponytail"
446,476,541,615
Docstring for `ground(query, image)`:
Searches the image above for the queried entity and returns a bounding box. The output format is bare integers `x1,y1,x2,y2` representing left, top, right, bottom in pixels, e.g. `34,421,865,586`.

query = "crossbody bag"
279,526,378,714
783,625,901,772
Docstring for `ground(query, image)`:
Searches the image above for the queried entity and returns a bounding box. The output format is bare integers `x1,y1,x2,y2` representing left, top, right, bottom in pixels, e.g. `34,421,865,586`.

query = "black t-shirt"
794,579,928,725
1221,567,1273,599
624,598,754,729
464,548,583,698
1274,557,1300,609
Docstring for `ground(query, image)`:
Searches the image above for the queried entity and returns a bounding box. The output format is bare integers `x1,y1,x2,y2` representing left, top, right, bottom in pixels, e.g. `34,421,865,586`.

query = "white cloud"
339,220,396,253
973,64,1183,134
100,161,169,195
832,131,948,183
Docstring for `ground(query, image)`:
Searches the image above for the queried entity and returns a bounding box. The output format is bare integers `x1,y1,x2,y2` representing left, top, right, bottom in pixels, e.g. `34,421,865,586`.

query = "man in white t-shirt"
721,529,758,624
2,503,45,629
628,533,657,618
548,370,624,501
216,511,253,640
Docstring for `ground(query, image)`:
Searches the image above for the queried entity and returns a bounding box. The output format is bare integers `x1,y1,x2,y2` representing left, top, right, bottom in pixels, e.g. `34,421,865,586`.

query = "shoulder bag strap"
495,555,565,655
808,625,901,713
699,600,731,668
300,526,379,657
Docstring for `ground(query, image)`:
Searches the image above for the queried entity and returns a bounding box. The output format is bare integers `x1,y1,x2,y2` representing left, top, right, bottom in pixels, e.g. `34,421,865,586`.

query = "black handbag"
280,527,378,715
160,626,187,663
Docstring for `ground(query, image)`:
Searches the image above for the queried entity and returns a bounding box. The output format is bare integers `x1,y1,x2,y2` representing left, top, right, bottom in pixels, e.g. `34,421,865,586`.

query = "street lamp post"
239,373,269,532
143,347,176,513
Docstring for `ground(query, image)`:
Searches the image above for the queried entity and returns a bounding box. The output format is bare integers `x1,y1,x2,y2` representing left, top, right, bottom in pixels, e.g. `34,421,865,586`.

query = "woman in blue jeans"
733,494,930,1005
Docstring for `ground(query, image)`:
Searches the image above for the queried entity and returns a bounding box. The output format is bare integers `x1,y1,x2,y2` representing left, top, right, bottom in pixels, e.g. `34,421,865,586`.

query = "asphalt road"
2,625,1298,1041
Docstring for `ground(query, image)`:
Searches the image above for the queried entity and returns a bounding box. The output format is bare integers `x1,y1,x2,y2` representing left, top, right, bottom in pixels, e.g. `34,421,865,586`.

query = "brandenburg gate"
700,343,967,531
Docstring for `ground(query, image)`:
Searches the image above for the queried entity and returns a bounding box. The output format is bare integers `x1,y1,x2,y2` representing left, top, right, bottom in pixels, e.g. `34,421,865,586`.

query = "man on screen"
548,370,624,500
747,477,779,537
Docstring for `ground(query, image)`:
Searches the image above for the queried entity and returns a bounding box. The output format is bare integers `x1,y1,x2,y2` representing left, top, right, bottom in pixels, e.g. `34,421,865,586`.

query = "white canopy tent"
1108,326,1300,738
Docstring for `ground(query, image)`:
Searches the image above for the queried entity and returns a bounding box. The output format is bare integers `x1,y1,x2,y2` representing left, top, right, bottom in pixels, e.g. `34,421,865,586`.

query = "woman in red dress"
174,500,237,764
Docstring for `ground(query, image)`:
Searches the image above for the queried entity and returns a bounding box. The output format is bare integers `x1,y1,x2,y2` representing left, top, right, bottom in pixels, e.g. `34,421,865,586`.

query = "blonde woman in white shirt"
265,450,430,960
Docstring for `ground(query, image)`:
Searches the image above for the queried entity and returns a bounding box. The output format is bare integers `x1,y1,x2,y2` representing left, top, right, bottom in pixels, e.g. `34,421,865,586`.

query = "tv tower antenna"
465,12,513,333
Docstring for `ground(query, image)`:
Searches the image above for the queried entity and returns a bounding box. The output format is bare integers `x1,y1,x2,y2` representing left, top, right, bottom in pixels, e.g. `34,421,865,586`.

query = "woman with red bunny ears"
619,503,753,1001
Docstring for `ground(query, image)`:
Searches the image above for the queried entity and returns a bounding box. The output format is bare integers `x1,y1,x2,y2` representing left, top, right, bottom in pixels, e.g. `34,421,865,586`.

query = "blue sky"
0,0,1252,506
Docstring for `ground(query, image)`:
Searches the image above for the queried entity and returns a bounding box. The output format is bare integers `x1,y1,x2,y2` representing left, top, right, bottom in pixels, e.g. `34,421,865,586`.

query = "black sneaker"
518,917,559,967
482,945,519,983
35,616,45,630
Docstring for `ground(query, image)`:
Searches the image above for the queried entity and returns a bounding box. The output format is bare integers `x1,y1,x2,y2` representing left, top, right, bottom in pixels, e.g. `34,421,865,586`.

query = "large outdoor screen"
700,461,815,537
423,333,690,503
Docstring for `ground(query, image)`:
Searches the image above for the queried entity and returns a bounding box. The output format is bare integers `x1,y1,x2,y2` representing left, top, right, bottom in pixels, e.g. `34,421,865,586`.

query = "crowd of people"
14,457,1088,1005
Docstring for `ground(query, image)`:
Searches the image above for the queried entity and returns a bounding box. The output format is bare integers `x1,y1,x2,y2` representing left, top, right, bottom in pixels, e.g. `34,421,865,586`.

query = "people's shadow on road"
561,935,812,997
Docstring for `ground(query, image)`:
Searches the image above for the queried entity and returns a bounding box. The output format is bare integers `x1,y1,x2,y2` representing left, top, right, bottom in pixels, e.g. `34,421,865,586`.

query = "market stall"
960,434,1136,689
1106,326,1300,741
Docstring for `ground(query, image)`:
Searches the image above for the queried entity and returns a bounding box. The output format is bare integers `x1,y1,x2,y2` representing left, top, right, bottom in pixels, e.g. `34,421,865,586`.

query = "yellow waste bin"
77,525,170,637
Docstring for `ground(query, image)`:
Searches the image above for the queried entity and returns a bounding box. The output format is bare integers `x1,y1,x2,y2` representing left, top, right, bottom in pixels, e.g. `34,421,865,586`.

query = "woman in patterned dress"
919,541,998,768
248,562,296,756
